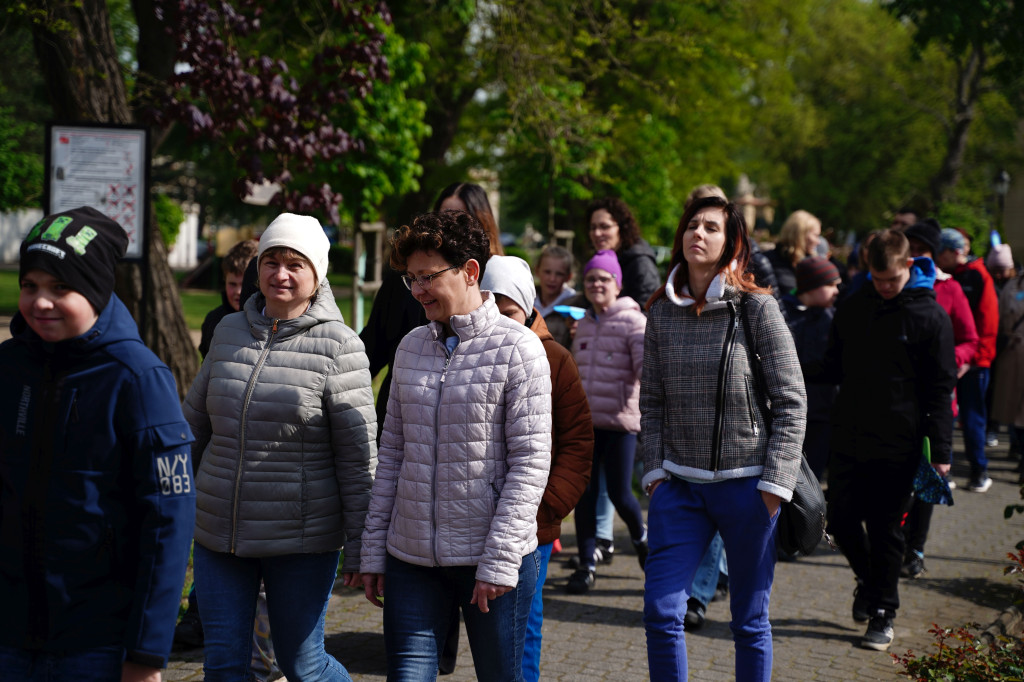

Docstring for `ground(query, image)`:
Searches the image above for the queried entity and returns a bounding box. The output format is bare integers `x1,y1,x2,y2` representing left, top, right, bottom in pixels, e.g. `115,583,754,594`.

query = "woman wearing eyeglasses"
359,210,552,681
565,250,648,595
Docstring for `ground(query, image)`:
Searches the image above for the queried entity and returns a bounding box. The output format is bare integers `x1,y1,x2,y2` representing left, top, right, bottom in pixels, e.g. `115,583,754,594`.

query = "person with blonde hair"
766,210,822,295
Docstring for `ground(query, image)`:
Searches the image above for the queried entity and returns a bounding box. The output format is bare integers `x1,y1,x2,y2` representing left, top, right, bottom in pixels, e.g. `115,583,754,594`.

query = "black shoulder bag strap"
739,294,769,418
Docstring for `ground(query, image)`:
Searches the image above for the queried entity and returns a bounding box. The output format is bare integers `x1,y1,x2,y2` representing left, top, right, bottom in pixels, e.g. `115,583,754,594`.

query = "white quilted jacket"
360,293,552,587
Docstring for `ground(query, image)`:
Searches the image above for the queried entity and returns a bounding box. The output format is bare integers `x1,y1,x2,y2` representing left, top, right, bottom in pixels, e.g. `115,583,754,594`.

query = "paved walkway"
166,431,1024,681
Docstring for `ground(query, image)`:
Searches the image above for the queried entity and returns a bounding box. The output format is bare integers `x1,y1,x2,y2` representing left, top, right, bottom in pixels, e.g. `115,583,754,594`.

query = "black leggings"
574,429,645,568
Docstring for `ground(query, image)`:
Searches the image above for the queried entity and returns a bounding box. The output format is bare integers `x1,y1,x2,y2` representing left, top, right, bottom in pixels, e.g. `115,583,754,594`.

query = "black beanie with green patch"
19,206,129,313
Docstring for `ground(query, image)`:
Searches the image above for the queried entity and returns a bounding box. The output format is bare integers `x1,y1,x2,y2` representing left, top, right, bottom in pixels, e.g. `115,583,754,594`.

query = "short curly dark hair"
389,210,491,280
585,197,642,251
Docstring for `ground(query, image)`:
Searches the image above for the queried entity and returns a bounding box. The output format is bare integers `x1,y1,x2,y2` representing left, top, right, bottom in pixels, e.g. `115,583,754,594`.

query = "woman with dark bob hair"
640,196,806,681
360,210,553,681
586,197,660,306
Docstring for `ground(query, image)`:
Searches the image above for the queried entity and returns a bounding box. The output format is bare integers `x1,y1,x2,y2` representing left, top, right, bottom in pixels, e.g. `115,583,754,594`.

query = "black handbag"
739,295,832,556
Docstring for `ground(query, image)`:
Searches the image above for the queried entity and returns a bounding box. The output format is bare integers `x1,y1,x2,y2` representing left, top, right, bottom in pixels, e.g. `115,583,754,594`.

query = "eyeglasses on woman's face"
401,264,460,291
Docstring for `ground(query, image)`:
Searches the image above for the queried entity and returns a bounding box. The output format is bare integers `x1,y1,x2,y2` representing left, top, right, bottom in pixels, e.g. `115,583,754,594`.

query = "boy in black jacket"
809,230,955,652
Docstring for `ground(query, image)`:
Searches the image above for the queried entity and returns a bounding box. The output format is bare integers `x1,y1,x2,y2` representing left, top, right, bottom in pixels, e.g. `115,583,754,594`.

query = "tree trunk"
30,0,199,398
930,45,987,205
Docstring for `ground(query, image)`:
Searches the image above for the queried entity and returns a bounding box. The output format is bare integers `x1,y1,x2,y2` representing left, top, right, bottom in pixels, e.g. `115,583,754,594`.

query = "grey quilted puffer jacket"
183,283,377,572
360,293,552,588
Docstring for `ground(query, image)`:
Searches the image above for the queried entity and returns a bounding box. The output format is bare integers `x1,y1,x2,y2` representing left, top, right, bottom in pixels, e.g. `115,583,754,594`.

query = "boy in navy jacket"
0,207,196,681
807,230,955,653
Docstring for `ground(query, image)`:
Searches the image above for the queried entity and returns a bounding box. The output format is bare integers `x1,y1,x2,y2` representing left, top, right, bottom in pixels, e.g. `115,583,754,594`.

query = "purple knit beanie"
584,249,622,286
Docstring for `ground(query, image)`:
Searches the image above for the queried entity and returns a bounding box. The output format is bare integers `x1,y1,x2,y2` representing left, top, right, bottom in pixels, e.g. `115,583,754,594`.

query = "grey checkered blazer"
639,288,806,500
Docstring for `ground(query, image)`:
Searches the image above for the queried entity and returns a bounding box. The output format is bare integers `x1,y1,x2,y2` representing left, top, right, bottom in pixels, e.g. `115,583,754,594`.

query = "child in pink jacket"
567,250,648,594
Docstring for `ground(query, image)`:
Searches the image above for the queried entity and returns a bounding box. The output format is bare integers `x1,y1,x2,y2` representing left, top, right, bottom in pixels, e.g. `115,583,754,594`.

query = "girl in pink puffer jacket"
566,250,648,595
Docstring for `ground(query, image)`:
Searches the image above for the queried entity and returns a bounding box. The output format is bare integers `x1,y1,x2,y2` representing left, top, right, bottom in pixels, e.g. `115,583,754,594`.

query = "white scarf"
664,261,736,309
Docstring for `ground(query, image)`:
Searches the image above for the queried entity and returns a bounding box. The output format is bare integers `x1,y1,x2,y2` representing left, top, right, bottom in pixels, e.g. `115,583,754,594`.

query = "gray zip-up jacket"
183,283,377,572
360,293,552,587
640,271,805,500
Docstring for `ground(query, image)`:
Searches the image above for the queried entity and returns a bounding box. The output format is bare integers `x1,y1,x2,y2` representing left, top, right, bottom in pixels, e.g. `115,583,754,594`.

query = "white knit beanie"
258,213,331,285
480,255,536,317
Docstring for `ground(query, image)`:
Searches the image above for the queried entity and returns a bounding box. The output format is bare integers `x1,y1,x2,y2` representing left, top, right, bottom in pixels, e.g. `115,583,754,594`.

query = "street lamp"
994,169,1011,233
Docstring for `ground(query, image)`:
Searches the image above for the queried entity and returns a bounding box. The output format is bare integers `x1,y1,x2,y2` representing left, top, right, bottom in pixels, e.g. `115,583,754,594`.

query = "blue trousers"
522,542,553,682
644,477,778,682
958,367,990,477
0,644,123,681
383,551,539,682
193,545,350,682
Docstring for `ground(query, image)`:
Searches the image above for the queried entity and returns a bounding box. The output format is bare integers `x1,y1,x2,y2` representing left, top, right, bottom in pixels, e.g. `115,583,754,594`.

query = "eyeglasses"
401,264,460,290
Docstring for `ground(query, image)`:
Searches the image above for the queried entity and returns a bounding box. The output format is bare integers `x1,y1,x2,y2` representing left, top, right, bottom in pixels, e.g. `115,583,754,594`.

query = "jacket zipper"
25,362,62,646
744,378,760,438
710,302,738,472
432,330,459,566
231,318,279,554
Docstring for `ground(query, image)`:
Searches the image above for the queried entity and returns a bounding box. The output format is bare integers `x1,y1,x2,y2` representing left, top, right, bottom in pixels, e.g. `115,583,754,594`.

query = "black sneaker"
173,609,204,649
683,598,706,631
900,552,926,579
633,537,648,571
852,583,870,623
566,568,595,594
861,609,895,651
712,580,728,603
566,540,614,569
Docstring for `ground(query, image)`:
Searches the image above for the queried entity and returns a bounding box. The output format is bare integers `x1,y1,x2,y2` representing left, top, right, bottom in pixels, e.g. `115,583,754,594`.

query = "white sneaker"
861,610,895,651
987,433,999,447
967,476,992,493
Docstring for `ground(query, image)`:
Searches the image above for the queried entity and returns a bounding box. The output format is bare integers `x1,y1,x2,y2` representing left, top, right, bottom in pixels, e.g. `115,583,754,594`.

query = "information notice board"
45,123,149,261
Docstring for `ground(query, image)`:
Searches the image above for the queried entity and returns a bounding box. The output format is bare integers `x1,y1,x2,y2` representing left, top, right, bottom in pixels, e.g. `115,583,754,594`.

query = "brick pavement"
166,431,1024,681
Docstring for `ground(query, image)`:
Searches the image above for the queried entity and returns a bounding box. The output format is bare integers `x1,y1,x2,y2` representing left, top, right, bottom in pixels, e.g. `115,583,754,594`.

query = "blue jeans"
644,477,778,682
689,532,725,607
193,544,350,682
383,551,539,682
0,644,123,681
595,468,614,541
523,542,553,682
958,367,990,478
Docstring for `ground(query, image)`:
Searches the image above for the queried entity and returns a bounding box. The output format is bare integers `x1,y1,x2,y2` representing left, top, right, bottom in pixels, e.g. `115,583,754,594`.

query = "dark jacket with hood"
617,239,661,307
808,257,956,463
0,295,196,668
199,292,234,359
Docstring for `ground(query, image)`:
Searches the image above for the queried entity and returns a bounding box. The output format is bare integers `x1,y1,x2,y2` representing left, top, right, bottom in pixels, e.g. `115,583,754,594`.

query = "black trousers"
826,452,916,614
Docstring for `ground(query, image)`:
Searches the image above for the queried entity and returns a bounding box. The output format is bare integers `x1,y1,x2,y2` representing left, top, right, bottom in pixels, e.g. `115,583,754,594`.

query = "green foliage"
329,244,354,275
153,194,184,247
331,21,429,225
894,622,1024,681
934,201,992,245
885,0,1024,100
503,246,531,263
0,102,43,210
894,549,1024,680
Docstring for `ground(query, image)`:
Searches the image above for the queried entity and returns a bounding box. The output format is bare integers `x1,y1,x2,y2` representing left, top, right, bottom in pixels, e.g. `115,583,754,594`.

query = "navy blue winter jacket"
0,295,195,668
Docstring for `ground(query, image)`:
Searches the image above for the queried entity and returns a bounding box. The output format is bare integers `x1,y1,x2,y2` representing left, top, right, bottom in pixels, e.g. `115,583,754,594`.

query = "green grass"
0,271,21,315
